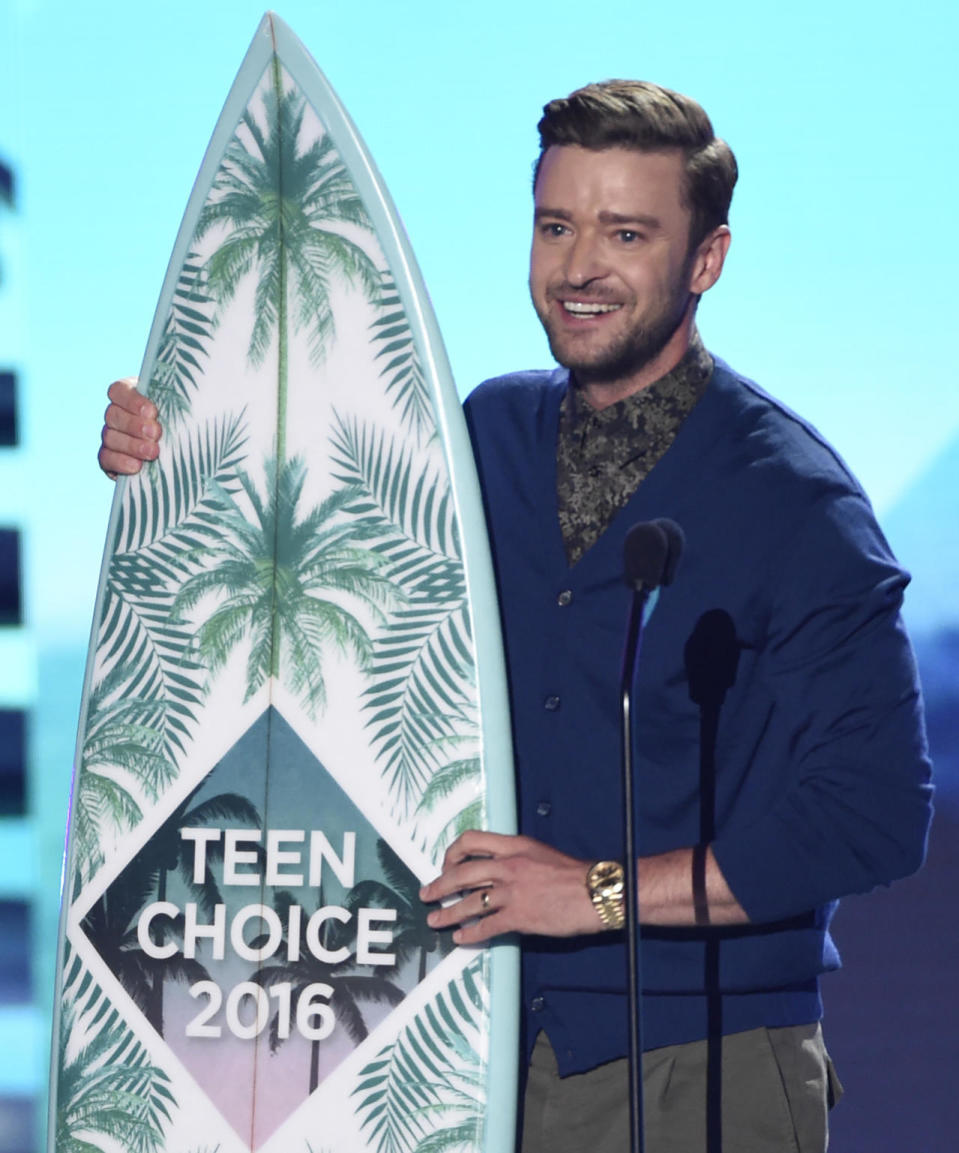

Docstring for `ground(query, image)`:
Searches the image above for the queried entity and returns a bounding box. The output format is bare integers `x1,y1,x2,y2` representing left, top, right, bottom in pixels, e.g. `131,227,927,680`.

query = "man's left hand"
419,830,601,945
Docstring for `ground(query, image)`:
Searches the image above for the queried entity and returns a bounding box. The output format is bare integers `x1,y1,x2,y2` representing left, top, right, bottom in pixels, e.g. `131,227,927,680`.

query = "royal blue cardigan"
464,356,932,1075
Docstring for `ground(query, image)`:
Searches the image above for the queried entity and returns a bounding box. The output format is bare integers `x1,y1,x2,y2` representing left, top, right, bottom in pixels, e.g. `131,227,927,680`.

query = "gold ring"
480,890,491,911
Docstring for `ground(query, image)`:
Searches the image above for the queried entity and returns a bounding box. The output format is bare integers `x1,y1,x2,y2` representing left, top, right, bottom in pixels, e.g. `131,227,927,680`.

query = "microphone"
624,518,685,592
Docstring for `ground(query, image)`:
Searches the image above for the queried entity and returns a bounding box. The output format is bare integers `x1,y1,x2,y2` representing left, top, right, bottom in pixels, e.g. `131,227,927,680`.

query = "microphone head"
623,518,685,591
655,518,685,587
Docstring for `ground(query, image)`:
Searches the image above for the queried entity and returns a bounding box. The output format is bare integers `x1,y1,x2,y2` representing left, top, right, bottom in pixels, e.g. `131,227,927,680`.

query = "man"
100,81,932,1152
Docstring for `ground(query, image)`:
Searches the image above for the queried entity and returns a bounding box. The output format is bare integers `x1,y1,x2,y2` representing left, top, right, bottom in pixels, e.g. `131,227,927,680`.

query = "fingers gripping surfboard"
49,14,518,1153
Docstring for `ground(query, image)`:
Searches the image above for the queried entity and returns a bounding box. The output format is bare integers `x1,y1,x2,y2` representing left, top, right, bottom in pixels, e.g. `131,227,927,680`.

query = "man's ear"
689,225,731,296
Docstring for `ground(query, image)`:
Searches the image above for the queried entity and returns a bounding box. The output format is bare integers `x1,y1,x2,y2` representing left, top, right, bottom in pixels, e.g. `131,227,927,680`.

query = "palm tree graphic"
252,887,405,1094
147,788,261,1036
195,57,380,470
80,847,210,1035
184,65,393,703
347,840,453,983
83,785,261,1037
175,458,396,712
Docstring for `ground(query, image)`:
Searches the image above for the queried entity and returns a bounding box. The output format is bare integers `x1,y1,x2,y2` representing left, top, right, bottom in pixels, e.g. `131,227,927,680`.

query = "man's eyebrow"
533,207,664,230
533,206,573,222
598,210,663,230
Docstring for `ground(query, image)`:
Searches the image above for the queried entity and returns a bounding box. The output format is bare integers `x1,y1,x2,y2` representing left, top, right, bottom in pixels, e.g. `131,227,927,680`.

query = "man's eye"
617,230,642,243
541,222,568,238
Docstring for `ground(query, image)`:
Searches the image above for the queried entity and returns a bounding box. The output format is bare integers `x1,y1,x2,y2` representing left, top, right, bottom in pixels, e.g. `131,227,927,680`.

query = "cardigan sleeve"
711,487,933,924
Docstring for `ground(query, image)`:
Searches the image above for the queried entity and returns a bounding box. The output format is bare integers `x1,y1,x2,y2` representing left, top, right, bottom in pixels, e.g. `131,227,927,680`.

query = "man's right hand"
99,378,162,478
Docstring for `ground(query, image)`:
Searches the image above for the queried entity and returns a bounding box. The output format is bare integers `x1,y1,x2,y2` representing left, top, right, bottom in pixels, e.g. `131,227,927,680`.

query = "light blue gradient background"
3,0,957,644
1,1,956,1149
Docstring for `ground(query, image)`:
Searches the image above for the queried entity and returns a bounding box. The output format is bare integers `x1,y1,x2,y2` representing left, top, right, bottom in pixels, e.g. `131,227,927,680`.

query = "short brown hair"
535,80,738,249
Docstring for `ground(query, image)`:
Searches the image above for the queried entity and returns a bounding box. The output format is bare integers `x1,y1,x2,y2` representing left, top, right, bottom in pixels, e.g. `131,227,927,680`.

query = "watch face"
590,861,623,892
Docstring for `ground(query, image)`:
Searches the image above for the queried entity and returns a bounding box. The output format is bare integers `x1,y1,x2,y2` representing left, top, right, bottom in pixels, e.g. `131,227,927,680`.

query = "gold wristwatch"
586,860,626,929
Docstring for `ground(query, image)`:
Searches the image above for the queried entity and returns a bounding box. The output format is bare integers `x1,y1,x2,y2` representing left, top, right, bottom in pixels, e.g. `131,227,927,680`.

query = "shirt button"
530,996,545,1012
557,589,573,607
536,801,552,817
544,695,561,711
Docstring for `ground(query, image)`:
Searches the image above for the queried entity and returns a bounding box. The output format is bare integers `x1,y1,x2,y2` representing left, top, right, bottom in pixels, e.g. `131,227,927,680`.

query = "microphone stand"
619,519,684,1153
620,581,651,1153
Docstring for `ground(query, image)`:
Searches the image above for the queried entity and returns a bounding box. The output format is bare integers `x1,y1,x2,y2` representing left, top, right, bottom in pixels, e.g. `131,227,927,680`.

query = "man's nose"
564,232,607,286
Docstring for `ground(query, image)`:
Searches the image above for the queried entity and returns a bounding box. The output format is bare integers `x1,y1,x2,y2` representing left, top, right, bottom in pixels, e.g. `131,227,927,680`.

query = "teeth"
562,301,621,315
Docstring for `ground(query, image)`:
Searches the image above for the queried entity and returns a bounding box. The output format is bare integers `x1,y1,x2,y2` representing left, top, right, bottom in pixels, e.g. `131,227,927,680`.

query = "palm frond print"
76,414,247,877
352,957,488,1153
72,662,177,879
416,753,483,852
147,254,216,426
329,413,478,819
55,949,175,1153
370,272,433,443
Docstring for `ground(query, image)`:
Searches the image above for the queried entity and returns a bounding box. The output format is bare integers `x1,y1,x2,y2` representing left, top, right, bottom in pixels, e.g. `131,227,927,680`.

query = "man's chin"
545,332,619,376
545,324,679,385
547,340,650,385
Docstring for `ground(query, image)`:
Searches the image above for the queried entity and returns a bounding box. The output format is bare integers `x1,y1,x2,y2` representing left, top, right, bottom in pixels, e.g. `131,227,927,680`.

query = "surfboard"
48,13,517,1153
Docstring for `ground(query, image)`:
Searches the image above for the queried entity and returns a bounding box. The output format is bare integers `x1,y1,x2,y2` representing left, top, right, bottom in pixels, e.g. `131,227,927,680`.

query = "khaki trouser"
521,1024,843,1153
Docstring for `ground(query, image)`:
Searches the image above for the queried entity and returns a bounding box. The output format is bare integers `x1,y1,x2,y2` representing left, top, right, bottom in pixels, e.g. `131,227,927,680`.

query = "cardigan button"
530,996,545,1012
544,695,561,711
557,589,573,606
536,801,552,817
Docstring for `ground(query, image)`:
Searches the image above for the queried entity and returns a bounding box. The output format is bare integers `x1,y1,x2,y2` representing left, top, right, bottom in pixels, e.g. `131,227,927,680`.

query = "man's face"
529,145,699,395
